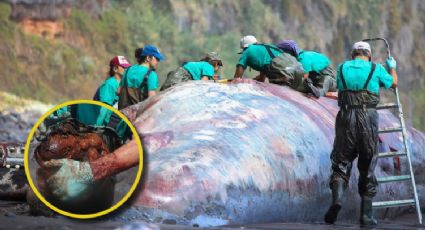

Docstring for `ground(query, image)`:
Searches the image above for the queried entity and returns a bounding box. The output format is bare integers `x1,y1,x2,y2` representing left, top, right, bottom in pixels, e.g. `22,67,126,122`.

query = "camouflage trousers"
265,53,306,92
161,67,192,91
310,66,337,96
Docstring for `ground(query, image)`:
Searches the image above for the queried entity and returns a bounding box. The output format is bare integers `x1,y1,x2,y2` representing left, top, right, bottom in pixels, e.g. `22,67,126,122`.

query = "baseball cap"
203,52,223,66
109,56,131,68
277,40,300,57
239,35,257,53
142,45,165,61
352,41,371,52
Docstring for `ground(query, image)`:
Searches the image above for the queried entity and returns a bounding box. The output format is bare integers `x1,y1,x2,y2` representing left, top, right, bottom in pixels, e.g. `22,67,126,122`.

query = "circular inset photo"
24,100,143,219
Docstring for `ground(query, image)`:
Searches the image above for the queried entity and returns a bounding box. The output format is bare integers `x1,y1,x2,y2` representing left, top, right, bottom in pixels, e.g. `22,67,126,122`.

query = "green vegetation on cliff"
0,0,424,131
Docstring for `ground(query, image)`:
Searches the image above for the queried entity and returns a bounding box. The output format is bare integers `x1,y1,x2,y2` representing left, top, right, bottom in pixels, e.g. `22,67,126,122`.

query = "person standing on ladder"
324,41,398,226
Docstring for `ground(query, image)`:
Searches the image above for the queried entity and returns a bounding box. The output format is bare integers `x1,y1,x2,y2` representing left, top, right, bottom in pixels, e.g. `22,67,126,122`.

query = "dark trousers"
329,108,379,197
310,66,337,96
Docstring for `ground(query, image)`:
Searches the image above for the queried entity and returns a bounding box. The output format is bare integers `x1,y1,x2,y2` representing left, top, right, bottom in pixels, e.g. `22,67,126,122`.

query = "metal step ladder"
373,87,422,224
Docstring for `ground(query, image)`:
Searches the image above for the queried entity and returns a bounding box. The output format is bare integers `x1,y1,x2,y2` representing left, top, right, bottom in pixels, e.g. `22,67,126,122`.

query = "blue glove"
386,57,397,69
43,159,94,202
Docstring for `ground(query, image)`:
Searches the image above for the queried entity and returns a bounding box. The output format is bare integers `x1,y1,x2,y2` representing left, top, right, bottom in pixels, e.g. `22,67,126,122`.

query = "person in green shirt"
38,56,132,141
324,41,398,226
95,56,131,107
161,52,223,90
233,35,319,96
36,102,129,142
92,55,131,138
277,40,336,97
118,45,164,110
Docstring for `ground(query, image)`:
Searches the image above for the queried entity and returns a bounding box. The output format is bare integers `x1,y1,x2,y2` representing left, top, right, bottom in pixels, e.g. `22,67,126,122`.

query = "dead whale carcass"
120,79,425,226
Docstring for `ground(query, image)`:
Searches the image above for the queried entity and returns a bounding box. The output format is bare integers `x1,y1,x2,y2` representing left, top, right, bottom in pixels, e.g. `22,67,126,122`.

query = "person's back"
94,74,120,127
161,52,222,90
298,50,331,74
118,45,163,110
96,77,120,105
74,103,101,126
234,36,308,95
298,50,336,97
122,65,151,89
325,41,397,226
277,40,335,97
119,65,159,109
94,55,130,108
237,43,282,72
337,59,393,95
182,61,214,80
92,55,132,139
242,44,305,90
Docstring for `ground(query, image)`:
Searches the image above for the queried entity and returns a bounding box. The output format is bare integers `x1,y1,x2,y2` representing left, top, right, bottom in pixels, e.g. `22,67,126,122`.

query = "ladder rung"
377,175,411,183
373,199,415,208
378,127,403,133
376,103,399,110
378,151,406,158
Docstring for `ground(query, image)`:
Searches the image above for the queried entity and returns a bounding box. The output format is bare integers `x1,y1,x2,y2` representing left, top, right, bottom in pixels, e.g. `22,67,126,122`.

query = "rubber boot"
324,180,345,224
360,196,378,226
304,78,321,98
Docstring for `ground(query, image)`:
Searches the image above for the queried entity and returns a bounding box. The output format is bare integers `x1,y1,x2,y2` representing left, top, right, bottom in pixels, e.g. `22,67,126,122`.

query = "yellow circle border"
24,99,143,219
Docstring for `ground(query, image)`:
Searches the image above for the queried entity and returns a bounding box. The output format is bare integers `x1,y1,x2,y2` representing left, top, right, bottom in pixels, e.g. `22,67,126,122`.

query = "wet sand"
0,200,423,230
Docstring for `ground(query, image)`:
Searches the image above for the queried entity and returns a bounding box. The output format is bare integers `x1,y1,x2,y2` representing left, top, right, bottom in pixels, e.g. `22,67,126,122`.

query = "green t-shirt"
337,58,394,95
121,65,159,91
183,61,214,80
237,44,282,71
53,106,69,117
98,77,119,106
95,77,119,128
74,104,101,126
74,103,129,139
297,50,331,73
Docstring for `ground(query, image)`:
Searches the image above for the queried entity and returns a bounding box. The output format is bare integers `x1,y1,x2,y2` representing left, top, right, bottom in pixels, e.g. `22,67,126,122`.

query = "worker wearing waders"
324,41,398,225
277,40,337,98
233,35,321,97
118,45,165,110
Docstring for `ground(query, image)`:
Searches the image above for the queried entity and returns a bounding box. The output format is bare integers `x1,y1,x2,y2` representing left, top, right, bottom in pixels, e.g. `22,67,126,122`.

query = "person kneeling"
161,52,223,90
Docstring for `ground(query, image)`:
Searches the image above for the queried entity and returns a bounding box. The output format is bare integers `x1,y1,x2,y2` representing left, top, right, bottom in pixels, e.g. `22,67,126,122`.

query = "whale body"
119,79,425,227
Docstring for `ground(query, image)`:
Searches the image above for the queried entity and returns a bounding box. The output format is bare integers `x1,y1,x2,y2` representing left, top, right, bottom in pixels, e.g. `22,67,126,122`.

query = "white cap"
352,41,371,52
240,35,257,49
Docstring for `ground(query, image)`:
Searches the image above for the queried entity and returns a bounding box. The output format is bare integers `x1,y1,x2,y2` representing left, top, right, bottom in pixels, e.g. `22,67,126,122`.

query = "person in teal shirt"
161,52,223,90
118,45,164,110
234,35,281,77
183,61,215,80
233,35,316,96
336,59,394,94
37,56,131,141
37,102,128,142
73,103,128,140
277,40,336,97
324,41,398,226
92,55,131,138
